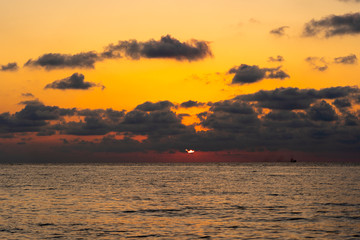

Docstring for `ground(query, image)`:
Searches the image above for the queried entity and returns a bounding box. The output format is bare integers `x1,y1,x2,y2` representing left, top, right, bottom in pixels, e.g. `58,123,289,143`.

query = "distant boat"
290,158,297,162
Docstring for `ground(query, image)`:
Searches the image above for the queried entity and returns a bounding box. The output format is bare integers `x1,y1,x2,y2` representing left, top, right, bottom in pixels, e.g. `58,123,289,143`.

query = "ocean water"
0,163,359,239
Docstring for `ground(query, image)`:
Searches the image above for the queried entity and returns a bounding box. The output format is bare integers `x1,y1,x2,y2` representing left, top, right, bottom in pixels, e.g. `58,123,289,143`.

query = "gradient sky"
0,0,359,162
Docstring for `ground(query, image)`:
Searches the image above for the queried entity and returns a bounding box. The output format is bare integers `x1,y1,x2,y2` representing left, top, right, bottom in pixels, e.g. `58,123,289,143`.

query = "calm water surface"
0,163,359,239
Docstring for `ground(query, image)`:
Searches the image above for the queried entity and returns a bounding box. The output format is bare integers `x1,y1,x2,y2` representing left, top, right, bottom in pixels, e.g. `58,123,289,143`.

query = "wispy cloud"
334,54,357,64
270,26,289,36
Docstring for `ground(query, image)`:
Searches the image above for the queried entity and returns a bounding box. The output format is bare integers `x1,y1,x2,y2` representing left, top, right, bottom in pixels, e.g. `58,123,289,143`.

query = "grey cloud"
1,62,18,71
209,100,255,114
119,109,193,140
268,56,284,62
25,52,100,69
228,64,289,84
180,100,205,108
45,73,103,90
60,116,111,136
267,69,290,79
307,100,338,121
317,86,359,98
240,87,316,110
76,108,125,121
270,26,289,36
103,35,212,61
135,101,174,112
333,98,352,108
55,108,125,136
199,99,260,134
334,54,357,64
0,101,75,133
303,12,360,37
55,101,189,137
239,86,359,110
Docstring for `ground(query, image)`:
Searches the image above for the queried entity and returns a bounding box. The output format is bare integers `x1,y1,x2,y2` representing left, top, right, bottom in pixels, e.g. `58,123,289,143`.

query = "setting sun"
185,149,195,154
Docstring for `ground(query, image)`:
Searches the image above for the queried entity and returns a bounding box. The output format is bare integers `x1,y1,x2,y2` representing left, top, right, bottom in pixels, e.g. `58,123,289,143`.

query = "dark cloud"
60,116,111,136
317,86,359,98
0,100,75,133
200,100,260,133
228,64,289,84
268,56,284,62
103,35,212,61
1,62,18,71
180,100,205,108
270,26,289,36
267,69,289,79
45,73,104,90
305,57,328,71
135,101,174,112
56,108,125,136
240,87,316,110
307,100,338,121
77,108,125,121
333,98,352,108
209,100,255,114
334,54,357,64
25,52,100,69
239,86,359,110
303,12,360,37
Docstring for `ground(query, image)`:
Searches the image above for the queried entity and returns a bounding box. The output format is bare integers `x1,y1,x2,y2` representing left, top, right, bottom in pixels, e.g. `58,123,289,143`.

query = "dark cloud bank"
1,86,359,162
24,35,212,70
303,12,360,37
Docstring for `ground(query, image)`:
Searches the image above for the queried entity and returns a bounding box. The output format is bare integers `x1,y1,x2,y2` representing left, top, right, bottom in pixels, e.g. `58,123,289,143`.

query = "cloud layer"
1,86,359,159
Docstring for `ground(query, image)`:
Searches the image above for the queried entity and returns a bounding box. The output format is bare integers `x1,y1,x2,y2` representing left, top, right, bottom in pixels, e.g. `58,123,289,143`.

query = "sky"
0,0,359,163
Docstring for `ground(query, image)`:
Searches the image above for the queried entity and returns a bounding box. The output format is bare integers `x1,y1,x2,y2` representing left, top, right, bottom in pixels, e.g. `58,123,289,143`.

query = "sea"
0,163,359,239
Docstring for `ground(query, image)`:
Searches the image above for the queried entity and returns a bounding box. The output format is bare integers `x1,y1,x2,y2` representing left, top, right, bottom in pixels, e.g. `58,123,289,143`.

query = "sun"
185,149,195,154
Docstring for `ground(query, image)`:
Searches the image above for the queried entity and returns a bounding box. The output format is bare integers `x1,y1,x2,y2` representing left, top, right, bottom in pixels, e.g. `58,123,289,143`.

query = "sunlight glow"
185,149,195,154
